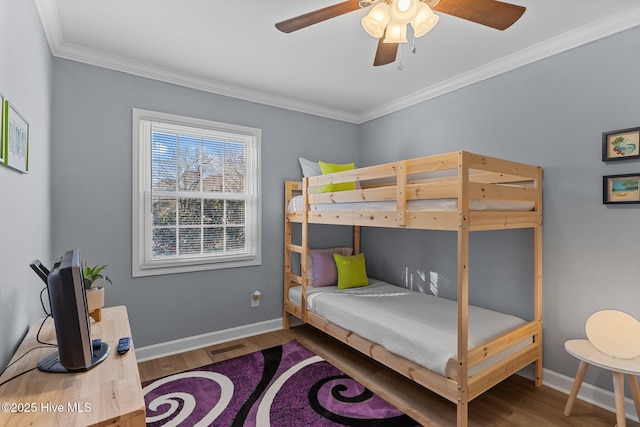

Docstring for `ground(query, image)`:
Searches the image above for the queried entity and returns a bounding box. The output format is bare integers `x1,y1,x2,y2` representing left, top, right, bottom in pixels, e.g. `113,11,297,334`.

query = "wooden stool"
564,309,640,427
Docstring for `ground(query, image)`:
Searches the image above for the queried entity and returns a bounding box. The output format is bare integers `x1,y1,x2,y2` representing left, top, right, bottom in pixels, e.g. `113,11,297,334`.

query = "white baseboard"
136,321,637,422
520,367,639,423
135,318,283,362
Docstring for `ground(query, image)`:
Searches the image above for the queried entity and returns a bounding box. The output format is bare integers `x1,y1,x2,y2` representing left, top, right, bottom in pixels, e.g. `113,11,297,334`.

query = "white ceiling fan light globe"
411,3,439,37
390,0,420,24
397,0,413,12
383,20,408,43
361,2,391,38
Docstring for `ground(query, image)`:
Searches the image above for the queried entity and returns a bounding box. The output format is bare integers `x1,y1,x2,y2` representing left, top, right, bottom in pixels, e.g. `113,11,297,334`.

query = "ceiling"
35,0,640,123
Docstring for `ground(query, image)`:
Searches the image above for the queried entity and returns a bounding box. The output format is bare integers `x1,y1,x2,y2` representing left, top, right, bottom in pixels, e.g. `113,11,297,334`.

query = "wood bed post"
457,151,470,427
534,223,543,386
301,177,309,323
534,167,544,387
396,160,407,226
353,226,361,255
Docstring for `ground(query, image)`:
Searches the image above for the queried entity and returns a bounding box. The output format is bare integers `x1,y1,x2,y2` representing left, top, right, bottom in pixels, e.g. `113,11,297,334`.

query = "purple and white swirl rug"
142,340,419,426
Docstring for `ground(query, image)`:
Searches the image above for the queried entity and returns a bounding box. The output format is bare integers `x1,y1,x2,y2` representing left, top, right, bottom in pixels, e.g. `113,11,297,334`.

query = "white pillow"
299,157,321,177
298,157,324,194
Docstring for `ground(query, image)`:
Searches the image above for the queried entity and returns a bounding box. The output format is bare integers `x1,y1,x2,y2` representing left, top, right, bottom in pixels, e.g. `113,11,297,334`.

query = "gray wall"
0,0,52,369
51,59,359,347
359,26,640,390
3,0,639,400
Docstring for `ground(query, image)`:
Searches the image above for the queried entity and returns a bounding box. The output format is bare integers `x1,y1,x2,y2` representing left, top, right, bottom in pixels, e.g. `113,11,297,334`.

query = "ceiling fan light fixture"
361,2,391,38
383,20,407,43
276,0,527,67
411,3,439,38
389,0,419,24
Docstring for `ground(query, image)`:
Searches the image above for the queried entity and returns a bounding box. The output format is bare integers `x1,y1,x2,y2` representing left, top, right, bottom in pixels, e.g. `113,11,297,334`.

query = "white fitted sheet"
288,280,531,379
287,196,534,213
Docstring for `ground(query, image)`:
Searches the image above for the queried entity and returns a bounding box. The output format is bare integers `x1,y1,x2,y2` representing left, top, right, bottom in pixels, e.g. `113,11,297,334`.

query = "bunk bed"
283,150,543,427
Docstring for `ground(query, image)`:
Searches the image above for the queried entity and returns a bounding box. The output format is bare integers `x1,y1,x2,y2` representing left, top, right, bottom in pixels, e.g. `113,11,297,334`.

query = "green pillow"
333,253,369,290
319,161,356,193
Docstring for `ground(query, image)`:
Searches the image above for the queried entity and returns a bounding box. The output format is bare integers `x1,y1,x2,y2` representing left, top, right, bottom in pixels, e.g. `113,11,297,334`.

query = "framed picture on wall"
602,127,640,161
603,173,640,204
0,94,5,165
5,101,29,174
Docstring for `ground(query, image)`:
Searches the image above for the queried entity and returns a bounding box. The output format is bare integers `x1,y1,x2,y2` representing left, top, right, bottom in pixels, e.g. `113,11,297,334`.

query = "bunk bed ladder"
283,181,305,329
283,181,292,329
283,179,363,327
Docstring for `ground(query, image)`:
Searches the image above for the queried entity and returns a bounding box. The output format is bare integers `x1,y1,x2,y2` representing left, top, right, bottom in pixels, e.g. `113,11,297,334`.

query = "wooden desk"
0,306,145,426
564,339,640,427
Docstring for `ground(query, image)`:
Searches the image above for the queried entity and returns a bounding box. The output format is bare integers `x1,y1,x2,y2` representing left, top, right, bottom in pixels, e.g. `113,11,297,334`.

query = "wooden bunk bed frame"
283,150,543,427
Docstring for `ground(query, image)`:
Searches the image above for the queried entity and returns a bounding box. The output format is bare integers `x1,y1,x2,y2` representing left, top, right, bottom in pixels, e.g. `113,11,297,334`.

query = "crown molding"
34,0,64,53
33,1,359,123
34,1,640,125
52,42,362,124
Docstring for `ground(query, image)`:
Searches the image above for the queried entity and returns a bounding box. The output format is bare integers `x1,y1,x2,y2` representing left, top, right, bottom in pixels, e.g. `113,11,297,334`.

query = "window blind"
133,109,260,276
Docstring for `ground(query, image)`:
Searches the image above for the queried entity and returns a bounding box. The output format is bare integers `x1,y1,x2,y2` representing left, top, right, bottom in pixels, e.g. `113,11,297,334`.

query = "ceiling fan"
275,0,526,66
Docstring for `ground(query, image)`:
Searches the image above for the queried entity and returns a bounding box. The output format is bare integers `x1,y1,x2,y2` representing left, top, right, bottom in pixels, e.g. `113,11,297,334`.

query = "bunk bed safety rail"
296,151,541,231
304,151,541,206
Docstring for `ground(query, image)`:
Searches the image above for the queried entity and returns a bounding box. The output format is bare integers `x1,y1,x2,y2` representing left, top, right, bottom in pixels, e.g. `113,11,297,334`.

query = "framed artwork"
0,94,5,164
4,101,29,173
602,127,640,161
603,173,640,204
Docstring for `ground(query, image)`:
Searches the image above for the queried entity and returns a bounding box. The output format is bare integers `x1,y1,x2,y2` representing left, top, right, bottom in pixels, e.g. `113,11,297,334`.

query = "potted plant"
84,264,112,321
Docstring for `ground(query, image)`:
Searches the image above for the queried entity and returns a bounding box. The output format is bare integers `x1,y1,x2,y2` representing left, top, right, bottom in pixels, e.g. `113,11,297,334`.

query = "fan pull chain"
397,33,418,71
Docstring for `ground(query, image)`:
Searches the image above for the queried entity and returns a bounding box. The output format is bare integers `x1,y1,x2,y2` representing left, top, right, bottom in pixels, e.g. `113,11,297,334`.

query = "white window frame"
132,108,261,277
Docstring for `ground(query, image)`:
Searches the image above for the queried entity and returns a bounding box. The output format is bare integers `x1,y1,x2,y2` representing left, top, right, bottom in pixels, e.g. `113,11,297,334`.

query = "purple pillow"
306,247,353,285
311,251,338,287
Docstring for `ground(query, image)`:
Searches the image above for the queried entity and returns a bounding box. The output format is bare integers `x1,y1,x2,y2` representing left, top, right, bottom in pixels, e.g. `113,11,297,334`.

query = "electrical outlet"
251,291,261,307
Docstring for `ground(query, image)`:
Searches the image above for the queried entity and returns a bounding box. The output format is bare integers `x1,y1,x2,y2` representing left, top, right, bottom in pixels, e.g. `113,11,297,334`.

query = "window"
132,109,261,277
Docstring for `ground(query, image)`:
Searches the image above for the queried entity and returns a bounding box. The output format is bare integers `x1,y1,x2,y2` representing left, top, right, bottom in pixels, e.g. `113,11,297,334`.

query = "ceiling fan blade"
373,38,398,66
276,0,362,33
432,0,525,30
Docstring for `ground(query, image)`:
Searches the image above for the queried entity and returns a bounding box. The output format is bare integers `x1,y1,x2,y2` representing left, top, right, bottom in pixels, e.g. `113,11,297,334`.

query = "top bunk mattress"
287,195,534,213
288,280,530,379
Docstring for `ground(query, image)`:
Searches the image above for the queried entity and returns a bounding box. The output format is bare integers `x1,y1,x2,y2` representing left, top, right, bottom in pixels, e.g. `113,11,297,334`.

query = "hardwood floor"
138,325,639,427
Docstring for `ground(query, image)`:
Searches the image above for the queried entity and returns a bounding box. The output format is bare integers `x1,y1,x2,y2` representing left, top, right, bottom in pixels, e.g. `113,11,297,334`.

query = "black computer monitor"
37,249,109,373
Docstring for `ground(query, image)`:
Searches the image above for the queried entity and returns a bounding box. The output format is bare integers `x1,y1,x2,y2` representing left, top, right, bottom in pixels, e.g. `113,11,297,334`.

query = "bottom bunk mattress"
288,279,530,379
